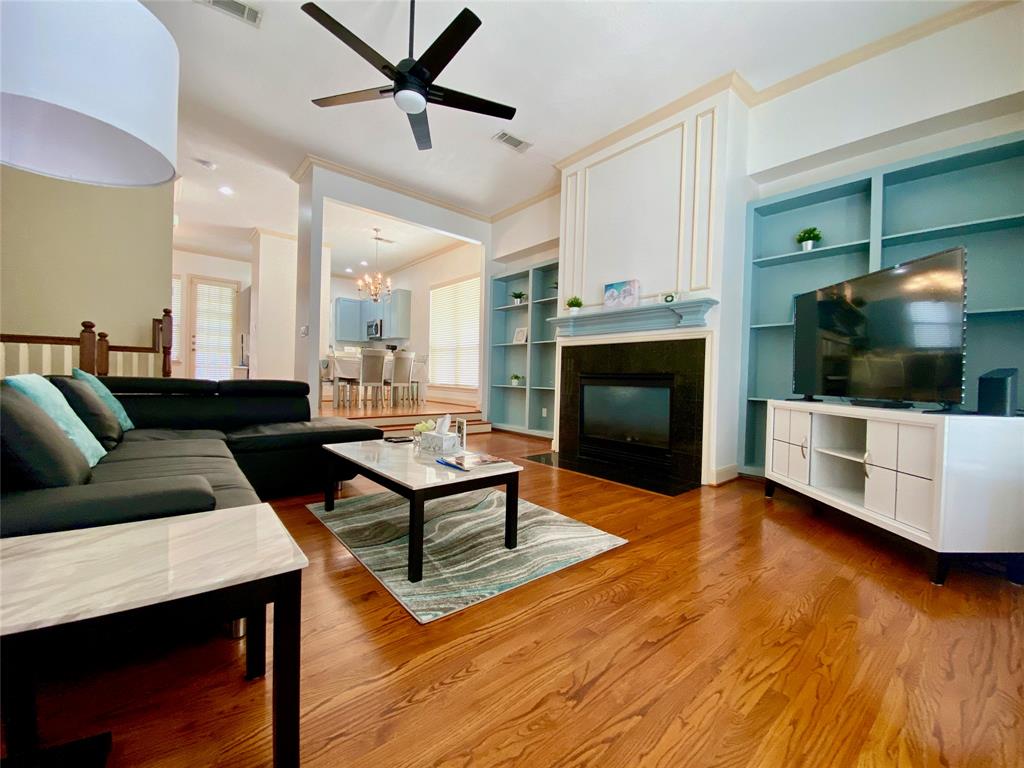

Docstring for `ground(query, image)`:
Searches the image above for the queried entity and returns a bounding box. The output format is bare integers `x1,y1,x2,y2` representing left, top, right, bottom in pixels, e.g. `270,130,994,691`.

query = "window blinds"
191,279,236,381
170,276,182,362
429,277,480,387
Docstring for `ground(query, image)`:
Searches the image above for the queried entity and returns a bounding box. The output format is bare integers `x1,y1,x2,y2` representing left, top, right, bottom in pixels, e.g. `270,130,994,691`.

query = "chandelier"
358,227,392,303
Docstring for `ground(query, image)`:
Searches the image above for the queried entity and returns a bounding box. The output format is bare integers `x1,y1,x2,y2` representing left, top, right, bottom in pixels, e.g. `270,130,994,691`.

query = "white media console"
764,399,1023,584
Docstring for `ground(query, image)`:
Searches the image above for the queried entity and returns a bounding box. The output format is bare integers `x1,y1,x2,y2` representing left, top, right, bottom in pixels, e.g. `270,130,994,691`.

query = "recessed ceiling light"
344,267,353,273
218,185,234,196
360,260,368,266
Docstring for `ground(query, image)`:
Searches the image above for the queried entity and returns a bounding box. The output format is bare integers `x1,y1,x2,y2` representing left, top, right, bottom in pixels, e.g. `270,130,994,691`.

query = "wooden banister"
96,332,110,376
78,322,97,374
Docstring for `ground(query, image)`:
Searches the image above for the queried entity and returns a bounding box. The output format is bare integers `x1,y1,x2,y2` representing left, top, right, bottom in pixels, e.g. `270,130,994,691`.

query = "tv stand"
765,400,1023,583
850,399,913,409
786,394,822,402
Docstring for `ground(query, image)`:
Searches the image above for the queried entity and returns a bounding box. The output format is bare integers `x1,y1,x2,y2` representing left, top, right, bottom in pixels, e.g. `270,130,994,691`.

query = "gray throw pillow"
1,383,92,490
50,376,124,450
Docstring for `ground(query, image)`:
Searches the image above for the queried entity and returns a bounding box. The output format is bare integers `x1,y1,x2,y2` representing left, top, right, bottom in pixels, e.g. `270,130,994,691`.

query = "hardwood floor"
20,431,1024,767
318,398,480,419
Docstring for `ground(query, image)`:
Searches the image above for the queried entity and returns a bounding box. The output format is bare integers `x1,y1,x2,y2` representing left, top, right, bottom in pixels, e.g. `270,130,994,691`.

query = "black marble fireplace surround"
528,339,705,495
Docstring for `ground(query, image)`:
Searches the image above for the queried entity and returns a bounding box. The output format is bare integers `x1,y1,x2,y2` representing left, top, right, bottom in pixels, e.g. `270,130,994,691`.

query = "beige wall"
1,166,173,347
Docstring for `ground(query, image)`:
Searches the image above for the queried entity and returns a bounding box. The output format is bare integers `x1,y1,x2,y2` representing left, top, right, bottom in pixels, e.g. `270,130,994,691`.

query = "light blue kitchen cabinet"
333,298,363,342
383,289,412,340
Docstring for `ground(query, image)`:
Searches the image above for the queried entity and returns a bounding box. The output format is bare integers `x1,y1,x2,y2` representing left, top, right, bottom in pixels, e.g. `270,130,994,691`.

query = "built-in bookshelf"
739,133,1024,475
488,260,559,437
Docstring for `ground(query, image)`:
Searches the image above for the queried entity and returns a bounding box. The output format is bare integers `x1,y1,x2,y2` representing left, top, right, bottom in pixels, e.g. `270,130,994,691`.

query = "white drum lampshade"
1,0,179,187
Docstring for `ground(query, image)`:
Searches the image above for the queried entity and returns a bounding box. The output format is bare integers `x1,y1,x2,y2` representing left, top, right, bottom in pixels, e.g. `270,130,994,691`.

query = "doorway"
188,275,239,380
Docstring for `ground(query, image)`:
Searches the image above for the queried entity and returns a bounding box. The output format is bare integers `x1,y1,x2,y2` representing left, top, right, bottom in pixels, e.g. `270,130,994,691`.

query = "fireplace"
528,338,704,495
579,374,673,465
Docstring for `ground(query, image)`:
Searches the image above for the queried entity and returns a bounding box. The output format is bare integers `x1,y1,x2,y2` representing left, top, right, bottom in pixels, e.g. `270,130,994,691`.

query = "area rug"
308,489,626,623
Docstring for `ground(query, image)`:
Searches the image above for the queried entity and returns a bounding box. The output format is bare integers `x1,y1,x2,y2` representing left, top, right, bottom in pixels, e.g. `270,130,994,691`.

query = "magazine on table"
436,452,512,471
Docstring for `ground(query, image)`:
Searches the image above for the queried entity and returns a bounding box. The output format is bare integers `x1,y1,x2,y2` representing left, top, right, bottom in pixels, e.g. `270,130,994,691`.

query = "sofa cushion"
1,384,92,490
5,374,107,466
73,368,135,431
225,417,382,453
98,439,233,463
90,454,259,509
100,377,219,395
218,380,309,397
50,376,123,450
122,428,228,442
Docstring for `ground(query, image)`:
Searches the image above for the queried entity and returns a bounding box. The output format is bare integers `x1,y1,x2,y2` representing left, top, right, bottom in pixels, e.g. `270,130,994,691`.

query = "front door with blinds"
188,276,239,380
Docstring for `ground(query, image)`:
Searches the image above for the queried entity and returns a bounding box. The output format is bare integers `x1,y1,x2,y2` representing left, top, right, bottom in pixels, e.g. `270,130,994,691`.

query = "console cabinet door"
866,421,898,470
771,440,789,477
896,473,934,532
790,411,811,449
773,408,791,443
788,441,810,485
864,465,897,518
897,425,936,479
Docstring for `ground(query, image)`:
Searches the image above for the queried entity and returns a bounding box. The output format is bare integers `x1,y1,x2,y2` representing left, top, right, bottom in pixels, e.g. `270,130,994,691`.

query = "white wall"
170,249,252,378
491,193,560,260
748,2,1024,181
250,231,297,380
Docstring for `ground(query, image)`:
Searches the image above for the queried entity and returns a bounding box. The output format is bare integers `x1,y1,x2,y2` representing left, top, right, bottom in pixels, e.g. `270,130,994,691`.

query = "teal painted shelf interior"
489,260,559,437
739,133,1024,475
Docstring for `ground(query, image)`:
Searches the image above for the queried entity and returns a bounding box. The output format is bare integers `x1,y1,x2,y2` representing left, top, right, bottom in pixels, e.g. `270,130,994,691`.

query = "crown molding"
489,185,561,223
291,154,491,223
172,243,255,264
749,0,1014,106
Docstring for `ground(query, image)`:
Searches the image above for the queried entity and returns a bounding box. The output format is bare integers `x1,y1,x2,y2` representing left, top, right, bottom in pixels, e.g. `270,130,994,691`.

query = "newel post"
161,308,173,377
79,321,97,374
96,332,110,376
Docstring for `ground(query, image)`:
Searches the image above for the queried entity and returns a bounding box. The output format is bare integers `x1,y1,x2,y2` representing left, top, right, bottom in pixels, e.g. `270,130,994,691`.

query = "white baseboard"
711,464,739,486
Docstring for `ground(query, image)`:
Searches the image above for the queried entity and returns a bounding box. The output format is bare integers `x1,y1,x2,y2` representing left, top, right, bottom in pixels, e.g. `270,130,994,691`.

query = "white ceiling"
323,200,464,276
152,0,965,261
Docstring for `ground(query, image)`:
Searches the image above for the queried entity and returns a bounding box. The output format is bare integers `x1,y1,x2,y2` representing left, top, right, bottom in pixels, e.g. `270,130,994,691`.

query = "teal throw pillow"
5,374,107,467
73,368,135,431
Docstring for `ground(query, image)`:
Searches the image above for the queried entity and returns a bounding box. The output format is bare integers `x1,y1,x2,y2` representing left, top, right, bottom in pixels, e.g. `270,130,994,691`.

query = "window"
170,276,182,362
429,276,480,387
189,276,238,380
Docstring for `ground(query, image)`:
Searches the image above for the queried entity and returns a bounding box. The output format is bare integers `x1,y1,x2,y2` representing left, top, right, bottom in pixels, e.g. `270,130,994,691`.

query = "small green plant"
796,227,822,244
566,296,583,309
413,419,436,434
511,291,527,300
509,374,524,385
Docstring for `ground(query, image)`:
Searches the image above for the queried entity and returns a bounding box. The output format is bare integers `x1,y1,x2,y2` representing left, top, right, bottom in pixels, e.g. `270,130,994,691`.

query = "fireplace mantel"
547,298,718,337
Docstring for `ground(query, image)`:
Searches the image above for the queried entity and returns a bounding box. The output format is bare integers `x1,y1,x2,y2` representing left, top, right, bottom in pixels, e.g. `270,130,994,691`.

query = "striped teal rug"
308,489,626,623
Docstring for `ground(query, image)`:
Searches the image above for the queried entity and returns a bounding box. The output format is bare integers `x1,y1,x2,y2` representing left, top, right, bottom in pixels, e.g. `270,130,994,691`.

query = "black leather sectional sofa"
1,377,381,537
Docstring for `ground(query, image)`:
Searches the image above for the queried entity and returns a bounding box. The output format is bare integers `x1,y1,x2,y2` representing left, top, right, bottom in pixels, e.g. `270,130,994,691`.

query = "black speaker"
977,368,1018,416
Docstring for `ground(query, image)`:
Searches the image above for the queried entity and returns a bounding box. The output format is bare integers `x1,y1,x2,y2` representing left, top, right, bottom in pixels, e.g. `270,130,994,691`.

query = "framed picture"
512,327,528,344
603,279,640,309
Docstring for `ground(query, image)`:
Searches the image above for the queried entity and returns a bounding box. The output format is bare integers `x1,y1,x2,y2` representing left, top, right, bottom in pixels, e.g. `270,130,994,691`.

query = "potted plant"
566,296,583,315
509,373,524,386
511,290,527,305
796,227,822,252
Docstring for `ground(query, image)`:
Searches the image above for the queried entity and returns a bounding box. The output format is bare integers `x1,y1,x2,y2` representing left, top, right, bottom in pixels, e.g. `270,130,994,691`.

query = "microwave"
366,319,384,340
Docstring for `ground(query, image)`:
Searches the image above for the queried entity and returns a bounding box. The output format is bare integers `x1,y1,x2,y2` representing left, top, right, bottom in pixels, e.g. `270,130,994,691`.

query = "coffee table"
0,503,307,767
323,440,523,582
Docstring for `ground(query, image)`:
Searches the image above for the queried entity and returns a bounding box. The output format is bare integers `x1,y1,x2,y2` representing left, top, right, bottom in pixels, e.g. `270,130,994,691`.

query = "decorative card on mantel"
603,279,640,309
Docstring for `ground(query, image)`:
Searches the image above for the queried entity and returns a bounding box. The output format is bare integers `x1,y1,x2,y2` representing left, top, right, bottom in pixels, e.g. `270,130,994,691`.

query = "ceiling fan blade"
413,8,481,82
428,87,515,120
312,86,393,108
408,110,432,151
301,2,397,80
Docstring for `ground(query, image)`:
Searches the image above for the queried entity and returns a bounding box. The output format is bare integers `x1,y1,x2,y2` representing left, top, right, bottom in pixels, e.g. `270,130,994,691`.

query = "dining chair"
358,348,387,407
411,357,428,403
387,351,415,405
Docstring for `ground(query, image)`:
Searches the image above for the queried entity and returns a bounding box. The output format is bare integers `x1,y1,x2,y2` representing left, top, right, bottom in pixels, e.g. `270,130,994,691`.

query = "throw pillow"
5,374,107,467
50,376,124,450
72,368,135,431
1,383,92,489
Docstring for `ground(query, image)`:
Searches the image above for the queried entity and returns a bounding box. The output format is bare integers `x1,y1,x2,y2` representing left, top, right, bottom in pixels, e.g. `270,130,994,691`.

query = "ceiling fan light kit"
302,0,516,150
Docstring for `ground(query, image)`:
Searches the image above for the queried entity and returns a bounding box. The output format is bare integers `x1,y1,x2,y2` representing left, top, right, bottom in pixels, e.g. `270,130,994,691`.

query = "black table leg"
272,570,302,768
245,603,266,680
1,636,38,756
323,459,336,512
505,473,519,549
408,491,425,582
764,479,776,498
928,552,951,585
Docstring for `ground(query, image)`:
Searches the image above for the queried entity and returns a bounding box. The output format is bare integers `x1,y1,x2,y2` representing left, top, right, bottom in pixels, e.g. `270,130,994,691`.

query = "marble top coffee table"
323,440,523,582
0,503,308,767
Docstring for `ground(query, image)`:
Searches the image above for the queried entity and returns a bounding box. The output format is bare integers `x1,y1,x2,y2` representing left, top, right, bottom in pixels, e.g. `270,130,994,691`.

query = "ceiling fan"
301,0,516,151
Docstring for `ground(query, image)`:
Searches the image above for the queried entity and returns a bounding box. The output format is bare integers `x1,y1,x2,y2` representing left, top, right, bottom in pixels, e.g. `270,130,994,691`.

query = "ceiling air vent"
492,131,531,154
195,0,262,28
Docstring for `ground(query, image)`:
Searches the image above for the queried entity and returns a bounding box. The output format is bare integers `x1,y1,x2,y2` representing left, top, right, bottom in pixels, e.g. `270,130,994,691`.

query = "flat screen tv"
793,247,966,405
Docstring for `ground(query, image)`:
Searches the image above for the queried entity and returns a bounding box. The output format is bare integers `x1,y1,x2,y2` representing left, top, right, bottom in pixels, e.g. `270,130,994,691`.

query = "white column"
294,165,326,413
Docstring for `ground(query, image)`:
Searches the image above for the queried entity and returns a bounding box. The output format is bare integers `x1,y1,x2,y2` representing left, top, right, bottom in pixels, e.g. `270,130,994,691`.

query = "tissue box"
420,431,461,454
